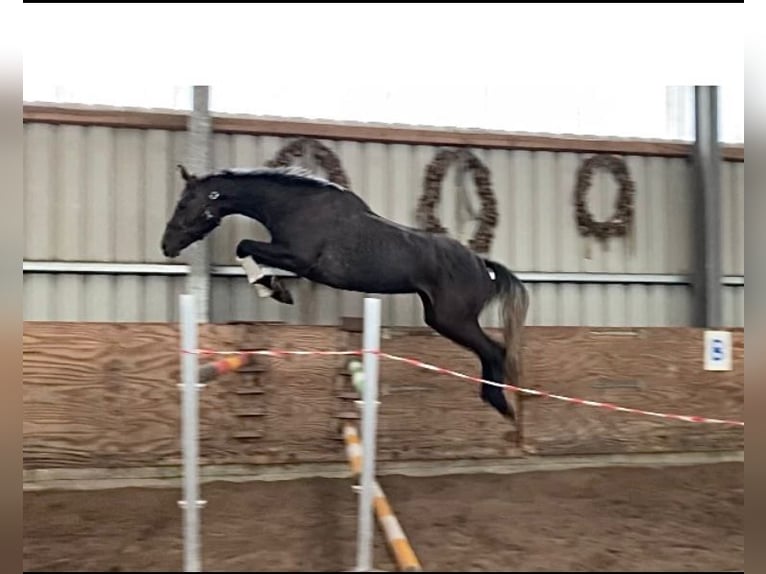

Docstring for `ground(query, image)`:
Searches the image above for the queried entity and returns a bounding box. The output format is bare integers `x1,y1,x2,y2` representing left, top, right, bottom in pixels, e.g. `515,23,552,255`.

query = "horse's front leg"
235,239,311,304
236,239,312,273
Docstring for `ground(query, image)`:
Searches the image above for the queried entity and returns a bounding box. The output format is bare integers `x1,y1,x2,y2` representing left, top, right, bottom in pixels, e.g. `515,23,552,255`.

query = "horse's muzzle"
161,237,181,258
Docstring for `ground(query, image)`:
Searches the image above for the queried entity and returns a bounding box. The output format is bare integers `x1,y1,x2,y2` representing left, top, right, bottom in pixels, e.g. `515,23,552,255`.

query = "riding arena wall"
22,103,744,482
22,103,744,328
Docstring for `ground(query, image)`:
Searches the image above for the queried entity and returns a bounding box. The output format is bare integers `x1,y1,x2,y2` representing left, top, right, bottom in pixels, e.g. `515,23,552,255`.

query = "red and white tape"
375,351,744,427
191,348,744,427
196,348,358,358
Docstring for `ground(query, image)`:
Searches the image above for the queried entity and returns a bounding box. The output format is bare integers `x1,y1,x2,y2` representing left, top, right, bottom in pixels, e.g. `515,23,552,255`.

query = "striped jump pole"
198,352,254,383
343,424,422,572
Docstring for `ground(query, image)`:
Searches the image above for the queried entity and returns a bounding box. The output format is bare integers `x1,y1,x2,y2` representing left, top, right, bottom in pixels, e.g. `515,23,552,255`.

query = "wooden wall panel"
22,322,744,471
356,327,522,461
518,327,744,455
22,322,352,469
23,323,123,467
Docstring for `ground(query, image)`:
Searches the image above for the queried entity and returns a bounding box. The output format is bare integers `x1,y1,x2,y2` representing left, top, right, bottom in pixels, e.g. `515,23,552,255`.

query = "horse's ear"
177,164,195,183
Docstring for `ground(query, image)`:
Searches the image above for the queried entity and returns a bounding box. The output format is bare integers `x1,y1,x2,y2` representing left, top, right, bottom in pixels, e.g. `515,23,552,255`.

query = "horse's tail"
482,258,530,389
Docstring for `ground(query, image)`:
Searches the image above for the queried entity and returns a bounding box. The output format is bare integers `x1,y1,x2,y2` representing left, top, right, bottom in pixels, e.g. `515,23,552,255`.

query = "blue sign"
710,338,725,362
704,330,732,371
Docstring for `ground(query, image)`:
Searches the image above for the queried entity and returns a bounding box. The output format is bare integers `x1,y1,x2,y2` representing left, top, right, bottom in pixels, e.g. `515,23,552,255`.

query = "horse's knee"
235,239,255,259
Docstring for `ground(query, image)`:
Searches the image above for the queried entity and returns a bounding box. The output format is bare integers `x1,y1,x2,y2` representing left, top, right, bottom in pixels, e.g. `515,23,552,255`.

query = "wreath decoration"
416,148,498,254
573,154,635,241
266,137,351,189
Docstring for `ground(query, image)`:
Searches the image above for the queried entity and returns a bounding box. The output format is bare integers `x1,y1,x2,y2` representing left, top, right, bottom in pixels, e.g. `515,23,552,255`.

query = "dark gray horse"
161,165,529,423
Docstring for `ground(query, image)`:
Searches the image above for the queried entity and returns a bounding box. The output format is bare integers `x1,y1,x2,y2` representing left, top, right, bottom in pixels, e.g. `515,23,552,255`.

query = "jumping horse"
161,165,529,423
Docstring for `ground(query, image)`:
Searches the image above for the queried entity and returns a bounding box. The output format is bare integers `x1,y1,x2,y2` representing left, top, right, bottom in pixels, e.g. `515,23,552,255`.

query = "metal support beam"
692,86,723,328
186,86,213,323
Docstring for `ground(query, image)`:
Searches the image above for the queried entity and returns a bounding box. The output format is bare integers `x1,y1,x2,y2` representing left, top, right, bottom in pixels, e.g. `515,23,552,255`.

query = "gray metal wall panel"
25,122,735,276
56,125,86,260
209,277,349,326
113,129,144,262
84,127,115,261
23,274,52,321
721,161,744,276
722,286,744,327
207,277,693,328
516,283,692,327
143,130,174,264
23,123,191,265
23,274,185,322
22,120,742,328
24,123,55,260
666,157,694,273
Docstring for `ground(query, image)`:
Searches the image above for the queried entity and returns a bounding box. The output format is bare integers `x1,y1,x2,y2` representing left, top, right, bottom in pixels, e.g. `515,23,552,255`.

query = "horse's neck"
223,181,274,226
224,179,302,229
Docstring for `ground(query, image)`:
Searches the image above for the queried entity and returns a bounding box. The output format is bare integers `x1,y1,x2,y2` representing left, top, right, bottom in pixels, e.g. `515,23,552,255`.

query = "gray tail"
482,258,530,390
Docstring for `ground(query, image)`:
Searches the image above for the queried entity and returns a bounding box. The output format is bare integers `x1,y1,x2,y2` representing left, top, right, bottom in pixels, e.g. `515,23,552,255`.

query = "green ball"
352,371,365,393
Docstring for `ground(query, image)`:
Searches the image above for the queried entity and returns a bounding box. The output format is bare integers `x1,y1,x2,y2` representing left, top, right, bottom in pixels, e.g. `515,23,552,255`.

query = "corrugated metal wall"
206,279,697,328
24,123,189,264
23,273,186,322
22,118,745,327
720,158,745,328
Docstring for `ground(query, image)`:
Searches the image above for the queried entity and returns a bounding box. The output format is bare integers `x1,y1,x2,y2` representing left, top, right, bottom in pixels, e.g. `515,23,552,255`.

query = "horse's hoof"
503,414,518,438
271,286,294,305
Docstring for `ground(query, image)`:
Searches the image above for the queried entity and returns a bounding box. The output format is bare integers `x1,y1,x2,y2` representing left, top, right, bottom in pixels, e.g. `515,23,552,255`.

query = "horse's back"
288,189,489,294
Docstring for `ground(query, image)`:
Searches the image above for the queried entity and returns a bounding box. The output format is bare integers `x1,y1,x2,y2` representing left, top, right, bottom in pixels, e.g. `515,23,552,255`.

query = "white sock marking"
237,256,266,284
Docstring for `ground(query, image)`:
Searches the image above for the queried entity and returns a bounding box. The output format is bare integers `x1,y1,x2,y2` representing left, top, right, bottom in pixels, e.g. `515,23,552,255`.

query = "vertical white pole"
180,294,201,572
356,297,381,571
186,86,212,323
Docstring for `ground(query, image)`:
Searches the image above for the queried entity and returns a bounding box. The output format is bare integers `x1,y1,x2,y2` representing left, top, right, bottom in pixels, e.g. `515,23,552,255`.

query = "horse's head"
161,165,224,258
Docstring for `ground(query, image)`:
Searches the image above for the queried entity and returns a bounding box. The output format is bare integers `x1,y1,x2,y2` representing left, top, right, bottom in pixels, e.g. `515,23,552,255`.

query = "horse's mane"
199,166,346,192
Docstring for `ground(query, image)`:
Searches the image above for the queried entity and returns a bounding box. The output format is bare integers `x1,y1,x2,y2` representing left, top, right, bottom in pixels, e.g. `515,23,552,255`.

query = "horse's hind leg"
420,293,515,421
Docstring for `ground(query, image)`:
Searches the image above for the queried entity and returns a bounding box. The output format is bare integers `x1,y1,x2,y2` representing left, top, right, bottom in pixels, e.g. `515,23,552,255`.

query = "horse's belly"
306,251,417,294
